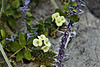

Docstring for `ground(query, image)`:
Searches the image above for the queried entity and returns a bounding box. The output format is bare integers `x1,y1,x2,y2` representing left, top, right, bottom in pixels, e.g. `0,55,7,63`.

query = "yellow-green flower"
41,46,50,52
54,12,60,19
33,39,42,47
60,16,66,23
52,12,60,21
44,38,51,47
38,34,46,40
52,14,55,21
40,65,46,67
55,18,63,26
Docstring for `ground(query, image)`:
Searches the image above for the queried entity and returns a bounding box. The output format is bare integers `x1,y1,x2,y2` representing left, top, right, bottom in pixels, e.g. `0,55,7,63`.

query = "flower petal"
60,16,66,23
33,39,39,47
38,34,46,40
33,39,42,47
41,46,50,52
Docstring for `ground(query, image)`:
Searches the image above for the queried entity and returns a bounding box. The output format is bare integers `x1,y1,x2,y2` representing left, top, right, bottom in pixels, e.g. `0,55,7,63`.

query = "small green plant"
0,0,84,67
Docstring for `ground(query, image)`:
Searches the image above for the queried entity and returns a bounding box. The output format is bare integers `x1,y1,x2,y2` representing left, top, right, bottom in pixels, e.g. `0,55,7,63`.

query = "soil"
1,0,100,67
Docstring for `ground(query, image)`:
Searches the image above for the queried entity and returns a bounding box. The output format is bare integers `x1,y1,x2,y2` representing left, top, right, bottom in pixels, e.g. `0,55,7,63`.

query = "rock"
85,0,100,18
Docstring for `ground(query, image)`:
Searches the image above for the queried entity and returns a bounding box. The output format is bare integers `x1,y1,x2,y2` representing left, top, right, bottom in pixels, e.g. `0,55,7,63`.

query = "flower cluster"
52,12,66,26
33,35,51,52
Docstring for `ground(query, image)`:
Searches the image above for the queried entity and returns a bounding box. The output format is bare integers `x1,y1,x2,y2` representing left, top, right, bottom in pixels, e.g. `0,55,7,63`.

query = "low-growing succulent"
31,49,57,66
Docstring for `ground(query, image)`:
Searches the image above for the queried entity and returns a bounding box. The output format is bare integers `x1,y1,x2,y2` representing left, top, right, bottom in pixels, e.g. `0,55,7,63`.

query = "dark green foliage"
11,0,19,9
13,10,21,18
5,9,15,15
5,4,10,10
26,24,32,32
69,15,79,22
32,20,48,36
19,33,26,47
23,16,36,25
69,2,78,7
0,0,21,30
26,12,32,17
62,2,80,22
62,3,69,12
8,16,16,29
16,48,32,61
55,9,66,16
16,51,24,61
24,48,31,60
7,41,21,52
27,36,35,44
31,49,57,66
31,17,58,36
0,29,5,39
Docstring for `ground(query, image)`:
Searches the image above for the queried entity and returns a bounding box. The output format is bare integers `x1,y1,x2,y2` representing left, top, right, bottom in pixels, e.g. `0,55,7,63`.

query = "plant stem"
51,0,58,9
0,43,12,67
1,0,5,12
9,47,24,59
0,61,5,64
50,26,59,36
56,22,73,67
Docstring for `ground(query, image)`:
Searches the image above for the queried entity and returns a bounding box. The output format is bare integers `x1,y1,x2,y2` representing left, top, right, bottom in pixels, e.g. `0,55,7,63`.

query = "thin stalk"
0,43,12,67
50,26,59,36
0,61,5,64
1,0,5,12
9,47,24,59
51,0,58,9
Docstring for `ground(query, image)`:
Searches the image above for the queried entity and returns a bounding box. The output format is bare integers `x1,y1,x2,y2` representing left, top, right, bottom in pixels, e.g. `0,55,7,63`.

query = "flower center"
37,41,39,44
56,15,58,18
41,37,43,39
61,18,63,21
58,21,60,23
46,41,48,44
44,46,47,50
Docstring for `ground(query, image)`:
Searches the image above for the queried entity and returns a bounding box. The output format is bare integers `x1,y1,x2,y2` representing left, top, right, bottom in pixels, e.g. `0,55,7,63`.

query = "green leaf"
1,39,5,46
19,33,26,47
26,24,32,32
27,36,35,44
44,23,51,28
0,29,5,39
8,16,16,29
62,3,69,12
31,27,38,32
16,51,24,61
26,12,32,17
38,20,43,25
55,9,66,16
27,20,32,25
45,17,52,23
29,16,36,21
5,4,10,10
51,26,56,31
73,8,77,12
8,41,21,52
69,15,79,22
13,11,21,18
73,2,78,6
24,48,31,60
5,9,14,15
11,0,19,9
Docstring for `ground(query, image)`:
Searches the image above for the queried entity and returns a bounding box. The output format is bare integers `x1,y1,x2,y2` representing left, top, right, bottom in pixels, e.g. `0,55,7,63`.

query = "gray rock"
85,0,100,18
